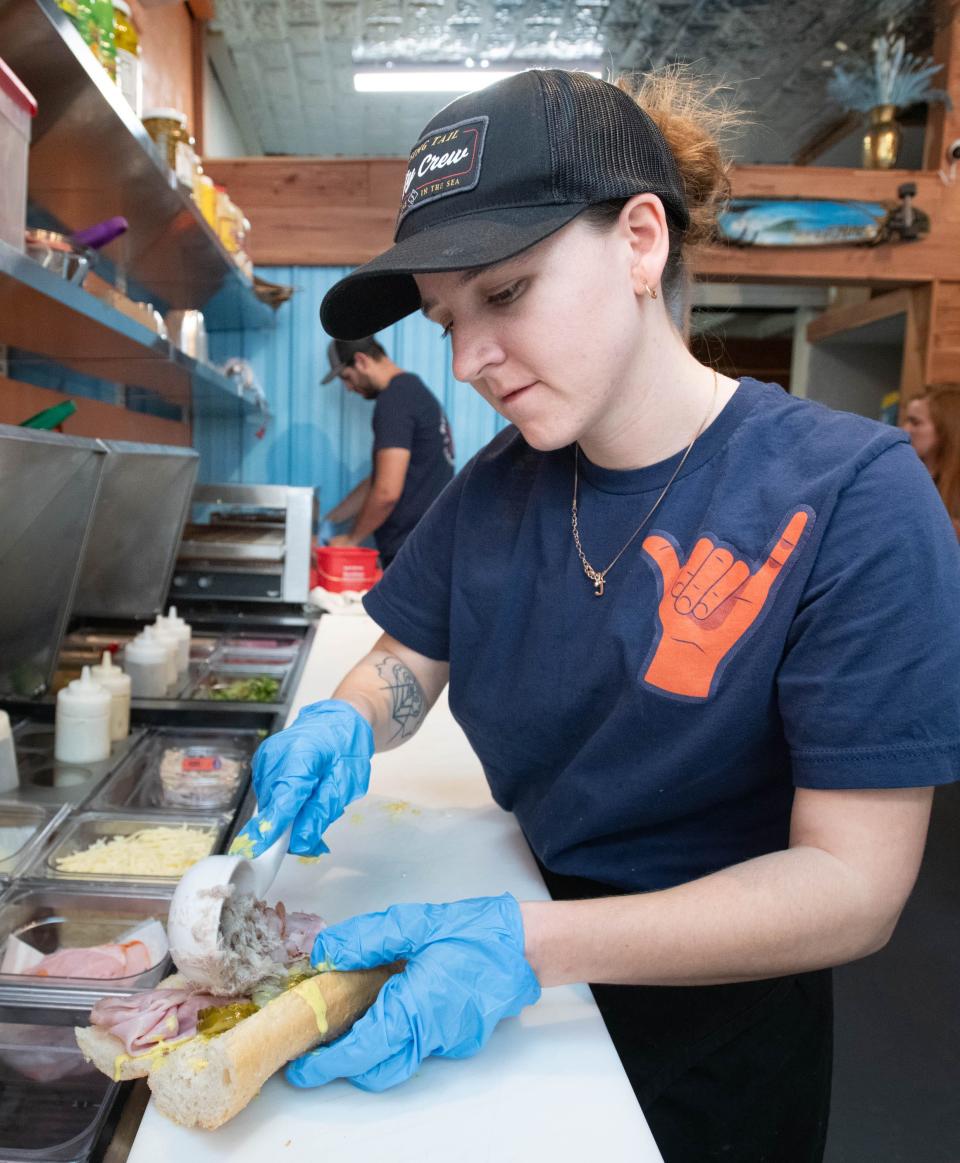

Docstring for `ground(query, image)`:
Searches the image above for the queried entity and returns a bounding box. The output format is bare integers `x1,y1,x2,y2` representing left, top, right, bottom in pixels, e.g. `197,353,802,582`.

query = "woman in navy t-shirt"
234,69,960,1161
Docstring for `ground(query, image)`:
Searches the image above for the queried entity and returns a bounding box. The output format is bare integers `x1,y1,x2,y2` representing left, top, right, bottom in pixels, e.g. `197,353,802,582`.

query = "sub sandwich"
75,895,397,1130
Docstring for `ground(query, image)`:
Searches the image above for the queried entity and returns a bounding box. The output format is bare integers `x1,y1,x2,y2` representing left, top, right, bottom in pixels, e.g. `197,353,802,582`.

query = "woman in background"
902,387,960,540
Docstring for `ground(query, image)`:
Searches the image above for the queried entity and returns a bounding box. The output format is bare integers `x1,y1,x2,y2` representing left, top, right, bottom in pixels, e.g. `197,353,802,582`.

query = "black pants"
539,864,833,1163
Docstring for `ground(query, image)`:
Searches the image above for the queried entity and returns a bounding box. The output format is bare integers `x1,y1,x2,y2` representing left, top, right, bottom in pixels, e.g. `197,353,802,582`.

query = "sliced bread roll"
76,965,399,1128
148,965,397,1129
75,973,193,1081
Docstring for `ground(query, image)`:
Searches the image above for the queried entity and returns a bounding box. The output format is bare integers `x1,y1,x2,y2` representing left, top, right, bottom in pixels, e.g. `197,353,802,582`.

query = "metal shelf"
0,0,274,330
0,238,249,415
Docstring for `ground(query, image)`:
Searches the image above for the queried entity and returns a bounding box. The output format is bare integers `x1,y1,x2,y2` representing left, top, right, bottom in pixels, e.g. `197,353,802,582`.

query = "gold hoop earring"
644,282,659,301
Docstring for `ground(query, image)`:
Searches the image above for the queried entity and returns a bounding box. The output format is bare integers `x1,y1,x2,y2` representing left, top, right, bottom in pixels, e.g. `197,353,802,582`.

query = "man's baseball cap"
320,337,375,384
320,68,688,340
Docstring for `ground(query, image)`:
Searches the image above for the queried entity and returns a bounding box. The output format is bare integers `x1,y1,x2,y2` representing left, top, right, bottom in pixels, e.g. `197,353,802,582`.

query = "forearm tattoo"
375,655,425,740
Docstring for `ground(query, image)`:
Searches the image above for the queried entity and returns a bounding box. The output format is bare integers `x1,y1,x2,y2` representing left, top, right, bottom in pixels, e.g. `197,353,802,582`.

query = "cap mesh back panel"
537,70,689,230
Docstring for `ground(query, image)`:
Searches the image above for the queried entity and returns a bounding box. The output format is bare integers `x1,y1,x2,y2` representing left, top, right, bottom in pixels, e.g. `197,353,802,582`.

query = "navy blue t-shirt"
363,379,960,892
372,373,454,561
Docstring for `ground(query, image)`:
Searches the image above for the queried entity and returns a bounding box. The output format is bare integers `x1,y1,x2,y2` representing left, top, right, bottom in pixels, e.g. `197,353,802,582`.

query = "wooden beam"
806,290,912,344
792,111,862,166
902,285,933,403
922,0,960,171
187,0,216,19
0,375,192,445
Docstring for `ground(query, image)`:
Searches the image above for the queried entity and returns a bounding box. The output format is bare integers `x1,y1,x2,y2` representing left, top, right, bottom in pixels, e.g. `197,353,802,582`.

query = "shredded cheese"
57,825,214,877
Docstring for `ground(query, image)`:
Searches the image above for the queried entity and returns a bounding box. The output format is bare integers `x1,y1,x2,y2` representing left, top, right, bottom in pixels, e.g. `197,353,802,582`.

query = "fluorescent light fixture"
353,65,602,94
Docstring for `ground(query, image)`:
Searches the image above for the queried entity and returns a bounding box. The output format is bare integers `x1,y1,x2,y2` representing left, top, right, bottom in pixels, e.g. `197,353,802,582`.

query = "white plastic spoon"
166,826,292,993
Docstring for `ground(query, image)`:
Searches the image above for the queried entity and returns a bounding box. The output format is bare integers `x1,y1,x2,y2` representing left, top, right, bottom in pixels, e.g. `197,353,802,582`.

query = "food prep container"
0,805,67,877
26,812,228,887
0,882,171,999
0,58,36,253
7,723,144,809
92,727,259,814
189,664,288,703
0,1002,121,1161
216,635,300,667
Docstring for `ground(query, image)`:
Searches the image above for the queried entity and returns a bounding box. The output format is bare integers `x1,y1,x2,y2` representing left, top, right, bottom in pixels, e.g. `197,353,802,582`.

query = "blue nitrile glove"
230,699,374,857
286,894,541,1092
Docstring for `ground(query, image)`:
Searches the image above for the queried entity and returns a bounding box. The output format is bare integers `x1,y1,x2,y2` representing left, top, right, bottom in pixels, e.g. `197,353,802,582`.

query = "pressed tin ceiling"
208,0,934,161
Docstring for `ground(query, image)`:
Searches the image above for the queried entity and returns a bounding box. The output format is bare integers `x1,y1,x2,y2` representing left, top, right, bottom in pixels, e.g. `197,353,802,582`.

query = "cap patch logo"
397,116,488,227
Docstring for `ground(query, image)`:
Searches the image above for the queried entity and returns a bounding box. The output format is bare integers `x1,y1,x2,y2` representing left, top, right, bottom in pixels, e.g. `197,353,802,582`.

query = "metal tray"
0,805,68,878
0,1002,121,1161
26,812,229,887
0,882,171,1002
92,727,259,814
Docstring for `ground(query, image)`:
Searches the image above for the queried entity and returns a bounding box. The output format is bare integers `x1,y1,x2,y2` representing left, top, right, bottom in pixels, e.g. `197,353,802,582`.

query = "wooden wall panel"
131,0,196,130
927,281,960,384
0,375,192,445
203,157,960,288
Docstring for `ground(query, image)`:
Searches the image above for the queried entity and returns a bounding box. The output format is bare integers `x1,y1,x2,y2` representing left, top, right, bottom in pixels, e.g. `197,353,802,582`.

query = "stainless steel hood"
0,425,105,697
72,440,199,620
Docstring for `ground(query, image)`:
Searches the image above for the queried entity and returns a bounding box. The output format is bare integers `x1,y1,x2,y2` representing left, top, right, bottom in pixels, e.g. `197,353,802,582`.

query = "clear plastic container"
7,722,143,809
93,728,258,813
29,812,227,885
189,665,287,703
0,1004,120,1160
216,635,301,667
0,882,171,992
0,804,66,876
0,57,37,252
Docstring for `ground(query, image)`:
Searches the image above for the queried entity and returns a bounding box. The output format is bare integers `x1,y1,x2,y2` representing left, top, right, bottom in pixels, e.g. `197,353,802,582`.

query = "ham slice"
27,939,154,979
90,987,245,1055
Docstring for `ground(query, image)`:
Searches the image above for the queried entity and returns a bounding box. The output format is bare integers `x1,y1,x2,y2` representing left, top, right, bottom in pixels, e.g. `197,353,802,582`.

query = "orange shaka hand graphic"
640,510,810,699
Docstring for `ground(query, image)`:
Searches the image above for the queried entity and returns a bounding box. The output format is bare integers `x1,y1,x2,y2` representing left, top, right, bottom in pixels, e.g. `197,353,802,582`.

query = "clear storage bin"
189,664,287,703
7,722,143,809
93,727,258,813
0,804,65,877
28,812,227,886
0,57,36,253
0,1003,121,1160
0,881,171,993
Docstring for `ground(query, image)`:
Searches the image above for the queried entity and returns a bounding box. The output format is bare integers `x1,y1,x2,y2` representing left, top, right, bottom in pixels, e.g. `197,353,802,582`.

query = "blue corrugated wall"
197,266,508,514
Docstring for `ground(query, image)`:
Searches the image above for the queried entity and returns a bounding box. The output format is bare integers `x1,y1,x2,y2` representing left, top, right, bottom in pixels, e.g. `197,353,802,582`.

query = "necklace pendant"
594,576,605,597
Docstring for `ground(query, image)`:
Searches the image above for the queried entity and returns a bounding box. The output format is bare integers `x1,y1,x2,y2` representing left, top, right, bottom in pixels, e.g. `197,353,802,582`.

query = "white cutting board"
127,616,663,1163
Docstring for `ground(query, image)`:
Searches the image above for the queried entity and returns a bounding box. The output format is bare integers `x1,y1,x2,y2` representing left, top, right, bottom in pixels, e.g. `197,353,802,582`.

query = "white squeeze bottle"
151,618,180,686
90,651,132,741
123,629,169,698
55,667,111,763
0,711,19,793
164,605,191,673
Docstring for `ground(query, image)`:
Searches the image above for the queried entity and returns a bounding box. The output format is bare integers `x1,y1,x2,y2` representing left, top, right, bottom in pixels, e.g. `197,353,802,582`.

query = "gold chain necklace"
571,368,719,597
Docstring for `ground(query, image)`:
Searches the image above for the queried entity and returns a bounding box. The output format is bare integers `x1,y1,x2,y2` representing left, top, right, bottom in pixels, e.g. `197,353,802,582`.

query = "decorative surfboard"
718,189,928,248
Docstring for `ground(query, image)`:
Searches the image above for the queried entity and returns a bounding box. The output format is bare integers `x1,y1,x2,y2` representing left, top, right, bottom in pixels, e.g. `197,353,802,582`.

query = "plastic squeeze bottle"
151,618,180,686
90,651,132,741
163,605,192,673
55,667,111,763
0,711,18,793
123,629,169,698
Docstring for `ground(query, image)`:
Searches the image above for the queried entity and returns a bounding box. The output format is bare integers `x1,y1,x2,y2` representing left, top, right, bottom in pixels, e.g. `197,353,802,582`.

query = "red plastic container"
312,546,381,593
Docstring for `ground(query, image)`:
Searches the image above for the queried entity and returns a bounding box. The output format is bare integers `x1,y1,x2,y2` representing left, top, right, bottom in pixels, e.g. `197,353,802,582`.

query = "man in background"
322,336,454,567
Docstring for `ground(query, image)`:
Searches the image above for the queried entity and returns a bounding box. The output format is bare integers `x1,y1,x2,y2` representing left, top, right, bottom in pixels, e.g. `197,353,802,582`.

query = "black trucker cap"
320,68,689,340
320,337,381,383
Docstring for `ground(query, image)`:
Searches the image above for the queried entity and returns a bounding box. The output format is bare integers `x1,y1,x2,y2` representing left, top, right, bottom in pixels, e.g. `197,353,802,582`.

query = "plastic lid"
0,710,10,742
0,58,38,117
142,107,188,125
91,650,132,691
59,666,110,708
